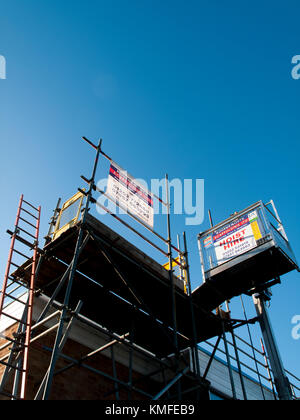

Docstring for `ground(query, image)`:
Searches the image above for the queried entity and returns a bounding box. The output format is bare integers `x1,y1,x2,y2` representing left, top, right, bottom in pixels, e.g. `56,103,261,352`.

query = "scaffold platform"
13,214,231,358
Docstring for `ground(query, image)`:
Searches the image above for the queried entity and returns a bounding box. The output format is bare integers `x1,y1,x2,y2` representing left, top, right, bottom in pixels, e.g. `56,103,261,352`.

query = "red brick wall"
0,324,159,400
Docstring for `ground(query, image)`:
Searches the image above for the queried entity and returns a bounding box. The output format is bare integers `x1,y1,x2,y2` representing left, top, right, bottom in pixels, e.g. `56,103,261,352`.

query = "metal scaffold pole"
165,174,181,398
253,293,293,401
182,231,201,380
40,138,103,400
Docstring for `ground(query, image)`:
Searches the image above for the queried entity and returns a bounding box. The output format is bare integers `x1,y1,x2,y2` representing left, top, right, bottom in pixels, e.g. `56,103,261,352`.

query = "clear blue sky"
0,0,299,389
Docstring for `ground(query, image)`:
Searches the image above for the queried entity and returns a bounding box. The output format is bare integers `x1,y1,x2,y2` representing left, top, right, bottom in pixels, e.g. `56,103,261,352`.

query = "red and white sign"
107,162,154,229
213,214,257,265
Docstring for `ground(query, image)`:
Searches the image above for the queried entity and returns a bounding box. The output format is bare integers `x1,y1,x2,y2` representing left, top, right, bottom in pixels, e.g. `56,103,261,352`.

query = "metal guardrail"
203,331,300,400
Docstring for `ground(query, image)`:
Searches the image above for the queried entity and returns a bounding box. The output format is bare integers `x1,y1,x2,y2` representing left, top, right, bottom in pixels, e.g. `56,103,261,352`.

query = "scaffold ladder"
0,195,41,400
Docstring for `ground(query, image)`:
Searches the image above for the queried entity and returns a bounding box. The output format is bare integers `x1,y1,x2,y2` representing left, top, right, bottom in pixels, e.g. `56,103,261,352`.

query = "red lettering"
219,230,248,251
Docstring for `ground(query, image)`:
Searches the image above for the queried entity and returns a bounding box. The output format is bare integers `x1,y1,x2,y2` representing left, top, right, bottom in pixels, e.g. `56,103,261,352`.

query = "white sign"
213,212,260,265
107,162,154,229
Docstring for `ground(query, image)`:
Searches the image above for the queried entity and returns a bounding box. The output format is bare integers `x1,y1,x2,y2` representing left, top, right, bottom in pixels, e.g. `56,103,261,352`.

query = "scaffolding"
0,136,299,400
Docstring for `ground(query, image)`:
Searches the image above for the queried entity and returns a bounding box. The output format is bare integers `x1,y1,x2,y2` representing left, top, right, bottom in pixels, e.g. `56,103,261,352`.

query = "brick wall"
0,323,160,400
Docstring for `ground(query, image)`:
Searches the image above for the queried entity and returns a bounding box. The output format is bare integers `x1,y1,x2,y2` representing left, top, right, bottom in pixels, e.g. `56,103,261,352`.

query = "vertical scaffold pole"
221,318,237,399
165,174,181,399
253,293,293,401
20,204,41,400
260,338,277,400
182,231,201,379
240,295,266,400
165,174,178,354
42,138,102,400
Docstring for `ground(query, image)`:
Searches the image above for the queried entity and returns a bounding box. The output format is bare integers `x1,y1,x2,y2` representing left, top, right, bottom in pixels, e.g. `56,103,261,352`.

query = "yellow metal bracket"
163,256,188,294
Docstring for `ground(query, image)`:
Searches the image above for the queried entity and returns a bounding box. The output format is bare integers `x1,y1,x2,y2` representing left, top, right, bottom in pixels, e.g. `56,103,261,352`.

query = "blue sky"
0,0,300,391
